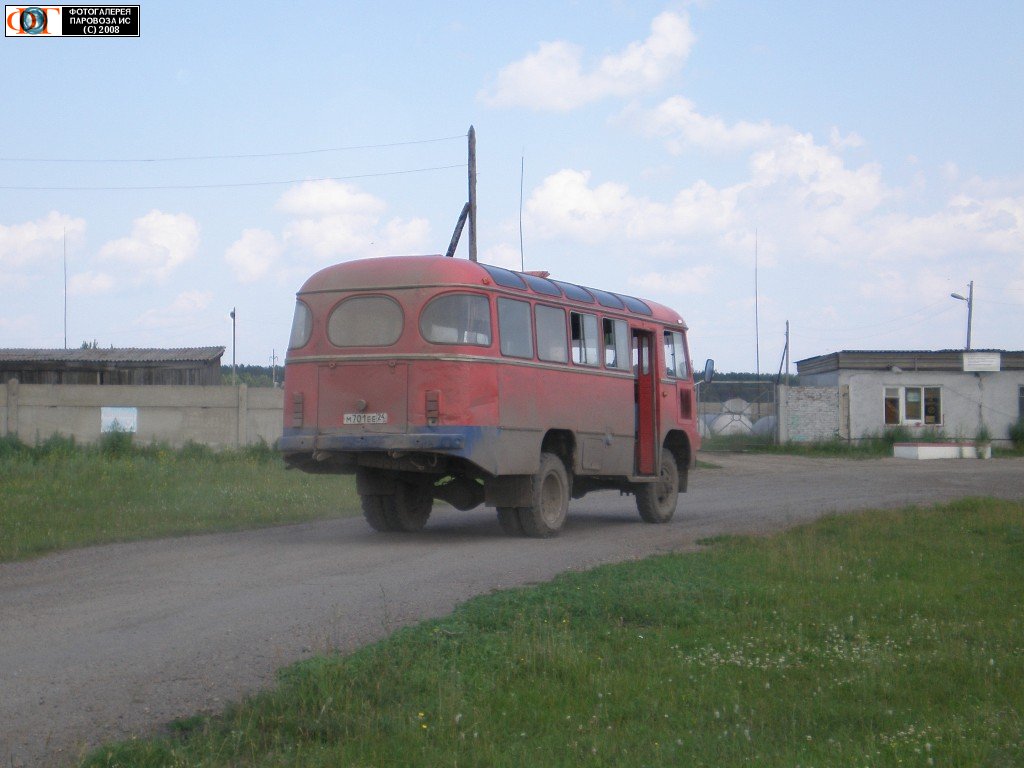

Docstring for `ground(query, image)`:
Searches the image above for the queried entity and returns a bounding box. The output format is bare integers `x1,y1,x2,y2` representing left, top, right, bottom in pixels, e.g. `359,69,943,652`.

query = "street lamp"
950,281,973,351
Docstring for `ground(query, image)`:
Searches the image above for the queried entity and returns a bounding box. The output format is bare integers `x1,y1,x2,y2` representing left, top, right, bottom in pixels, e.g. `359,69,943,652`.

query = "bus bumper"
279,432,465,453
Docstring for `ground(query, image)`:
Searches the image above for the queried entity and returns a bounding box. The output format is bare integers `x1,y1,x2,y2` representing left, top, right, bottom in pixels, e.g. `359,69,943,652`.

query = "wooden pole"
468,126,477,262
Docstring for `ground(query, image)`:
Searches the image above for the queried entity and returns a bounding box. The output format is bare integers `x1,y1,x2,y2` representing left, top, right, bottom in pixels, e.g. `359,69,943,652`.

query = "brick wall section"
778,385,841,442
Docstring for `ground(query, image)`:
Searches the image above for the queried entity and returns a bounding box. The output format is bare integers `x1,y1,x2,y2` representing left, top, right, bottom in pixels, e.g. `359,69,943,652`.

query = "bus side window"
536,305,568,363
603,318,629,370
421,293,491,346
570,312,599,366
663,331,688,378
497,298,534,358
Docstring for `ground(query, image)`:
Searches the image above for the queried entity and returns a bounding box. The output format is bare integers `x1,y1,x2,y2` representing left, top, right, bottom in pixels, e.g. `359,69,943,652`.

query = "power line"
0,163,467,192
0,134,466,163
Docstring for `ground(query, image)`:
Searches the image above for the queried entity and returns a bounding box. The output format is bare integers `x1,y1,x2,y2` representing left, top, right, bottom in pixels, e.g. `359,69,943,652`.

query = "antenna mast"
63,228,68,350
754,229,760,378
519,153,525,271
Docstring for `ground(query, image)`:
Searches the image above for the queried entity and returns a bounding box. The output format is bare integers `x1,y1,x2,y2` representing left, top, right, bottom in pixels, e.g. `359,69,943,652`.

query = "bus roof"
298,255,688,328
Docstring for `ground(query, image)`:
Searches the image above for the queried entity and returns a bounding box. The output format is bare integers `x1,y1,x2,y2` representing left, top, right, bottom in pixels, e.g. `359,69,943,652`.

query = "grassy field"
81,497,1024,767
0,435,358,562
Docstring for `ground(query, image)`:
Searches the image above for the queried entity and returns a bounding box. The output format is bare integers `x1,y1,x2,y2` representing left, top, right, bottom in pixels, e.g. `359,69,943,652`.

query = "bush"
0,434,30,459
1009,418,1024,450
37,433,78,458
98,428,134,457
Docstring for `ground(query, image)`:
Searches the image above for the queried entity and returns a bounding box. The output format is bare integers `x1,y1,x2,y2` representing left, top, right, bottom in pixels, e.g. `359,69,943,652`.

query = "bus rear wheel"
635,452,679,524
516,452,570,538
496,507,525,536
360,481,433,532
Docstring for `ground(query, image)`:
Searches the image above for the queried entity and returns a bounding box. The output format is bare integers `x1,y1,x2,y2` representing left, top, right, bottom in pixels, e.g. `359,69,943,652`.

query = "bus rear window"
421,293,492,346
328,296,403,347
289,300,312,349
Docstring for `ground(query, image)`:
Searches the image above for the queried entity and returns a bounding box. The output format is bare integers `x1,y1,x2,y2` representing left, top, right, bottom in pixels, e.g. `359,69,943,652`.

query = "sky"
2,0,1022,373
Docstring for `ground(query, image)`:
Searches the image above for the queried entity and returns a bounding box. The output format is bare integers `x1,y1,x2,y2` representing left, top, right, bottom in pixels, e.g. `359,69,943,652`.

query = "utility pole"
468,125,477,262
270,349,278,387
230,308,237,385
784,320,790,380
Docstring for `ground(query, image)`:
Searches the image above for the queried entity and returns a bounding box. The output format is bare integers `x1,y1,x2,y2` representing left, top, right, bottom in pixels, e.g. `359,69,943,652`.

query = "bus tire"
360,494,393,532
390,482,433,531
518,452,570,538
496,507,525,536
635,452,679,524
360,482,433,532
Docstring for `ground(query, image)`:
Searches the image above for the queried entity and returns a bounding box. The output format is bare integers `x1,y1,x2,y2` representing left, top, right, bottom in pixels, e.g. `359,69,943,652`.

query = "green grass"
0,435,358,562
82,497,1024,767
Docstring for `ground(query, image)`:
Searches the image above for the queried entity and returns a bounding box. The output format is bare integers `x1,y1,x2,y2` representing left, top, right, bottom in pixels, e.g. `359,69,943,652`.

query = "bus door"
632,329,657,475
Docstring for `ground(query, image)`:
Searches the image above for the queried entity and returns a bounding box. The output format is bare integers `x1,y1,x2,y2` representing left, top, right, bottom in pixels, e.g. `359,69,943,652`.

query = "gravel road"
3,453,1023,767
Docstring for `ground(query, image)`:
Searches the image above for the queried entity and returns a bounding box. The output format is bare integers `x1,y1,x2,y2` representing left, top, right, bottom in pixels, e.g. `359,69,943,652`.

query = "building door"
632,329,657,475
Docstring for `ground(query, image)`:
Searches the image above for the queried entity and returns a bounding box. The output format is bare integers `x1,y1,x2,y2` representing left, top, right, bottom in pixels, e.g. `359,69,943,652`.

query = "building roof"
797,349,1024,375
0,347,225,364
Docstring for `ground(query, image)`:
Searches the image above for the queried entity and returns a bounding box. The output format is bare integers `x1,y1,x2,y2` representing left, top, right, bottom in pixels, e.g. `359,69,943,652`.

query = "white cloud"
138,290,212,328
640,96,781,152
68,271,115,295
480,11,694,111
225,229,282,283
481,243,523,270
629,265,715,295
0,211,85,271
829,126,866,150
99,210,199,280
525,169,739,243
277,180,385,219
277,180,429,260
380,217,432,255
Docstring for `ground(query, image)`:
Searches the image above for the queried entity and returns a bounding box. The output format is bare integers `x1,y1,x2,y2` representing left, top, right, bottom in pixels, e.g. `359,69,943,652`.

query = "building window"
1019,385,1024,419
884,386,942,426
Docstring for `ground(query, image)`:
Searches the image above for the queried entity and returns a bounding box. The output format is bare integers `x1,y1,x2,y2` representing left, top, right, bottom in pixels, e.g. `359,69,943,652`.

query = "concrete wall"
1,381,283,449
844,370,1024,444
777,385,843,442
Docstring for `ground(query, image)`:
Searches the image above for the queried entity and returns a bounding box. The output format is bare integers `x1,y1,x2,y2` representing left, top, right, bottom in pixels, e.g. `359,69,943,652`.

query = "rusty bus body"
279,255,704,537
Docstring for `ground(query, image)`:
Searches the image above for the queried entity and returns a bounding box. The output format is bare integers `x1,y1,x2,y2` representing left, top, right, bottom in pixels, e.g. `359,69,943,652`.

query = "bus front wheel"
635,452,679,524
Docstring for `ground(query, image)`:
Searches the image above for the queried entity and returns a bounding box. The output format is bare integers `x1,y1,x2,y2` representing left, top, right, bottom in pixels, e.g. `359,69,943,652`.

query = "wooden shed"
0,347,225,385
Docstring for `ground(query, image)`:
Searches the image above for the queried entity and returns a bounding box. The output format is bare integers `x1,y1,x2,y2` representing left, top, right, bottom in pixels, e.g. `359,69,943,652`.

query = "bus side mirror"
702,358,715,385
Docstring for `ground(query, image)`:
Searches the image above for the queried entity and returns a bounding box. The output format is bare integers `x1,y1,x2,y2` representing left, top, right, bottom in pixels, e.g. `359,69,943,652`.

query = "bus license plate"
344,412,388,425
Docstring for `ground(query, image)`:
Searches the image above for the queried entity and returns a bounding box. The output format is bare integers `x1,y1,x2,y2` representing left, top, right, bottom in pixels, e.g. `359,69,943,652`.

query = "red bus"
279,255,711,537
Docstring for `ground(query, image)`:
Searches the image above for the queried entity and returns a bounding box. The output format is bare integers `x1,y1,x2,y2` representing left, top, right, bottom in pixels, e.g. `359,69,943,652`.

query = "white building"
779,350,1024,446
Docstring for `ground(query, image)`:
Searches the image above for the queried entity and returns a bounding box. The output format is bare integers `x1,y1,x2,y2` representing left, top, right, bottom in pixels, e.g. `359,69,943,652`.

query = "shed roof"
797,349,1024,375
0,347,225,364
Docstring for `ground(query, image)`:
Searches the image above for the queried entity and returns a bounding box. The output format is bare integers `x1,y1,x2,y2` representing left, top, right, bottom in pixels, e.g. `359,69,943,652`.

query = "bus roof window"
481,264,527,290
520,273,562,297
550,280,595,303
586,288,625,310
615,293,653,316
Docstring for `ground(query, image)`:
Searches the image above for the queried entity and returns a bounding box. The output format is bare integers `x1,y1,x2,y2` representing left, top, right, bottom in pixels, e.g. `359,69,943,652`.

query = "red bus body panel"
281,256,700,482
